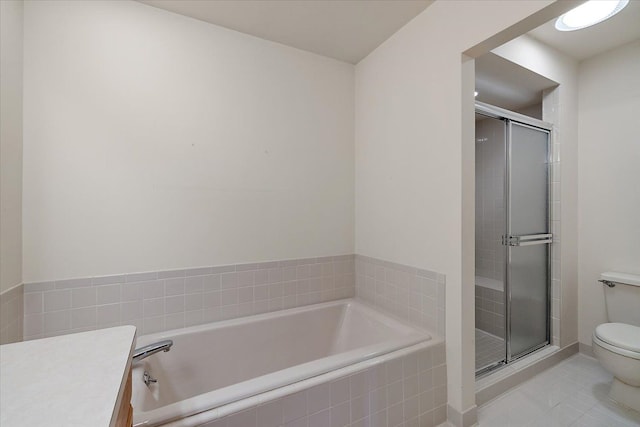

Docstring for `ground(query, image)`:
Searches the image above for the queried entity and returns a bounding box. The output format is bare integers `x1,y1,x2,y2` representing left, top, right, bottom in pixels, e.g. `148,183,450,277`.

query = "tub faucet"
132,339,173,362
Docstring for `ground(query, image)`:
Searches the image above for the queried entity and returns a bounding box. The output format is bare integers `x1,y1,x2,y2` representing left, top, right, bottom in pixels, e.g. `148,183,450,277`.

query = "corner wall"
353,0,563,421
0,0,24,344
22,0,355,283
577,40,640,346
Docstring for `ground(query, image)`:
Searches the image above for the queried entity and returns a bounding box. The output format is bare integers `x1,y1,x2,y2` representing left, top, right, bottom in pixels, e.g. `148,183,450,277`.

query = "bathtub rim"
132,298,433,426
141,339,445,427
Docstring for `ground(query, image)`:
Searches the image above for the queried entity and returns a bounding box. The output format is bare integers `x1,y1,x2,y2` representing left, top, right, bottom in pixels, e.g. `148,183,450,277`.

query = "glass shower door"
506,122,551,360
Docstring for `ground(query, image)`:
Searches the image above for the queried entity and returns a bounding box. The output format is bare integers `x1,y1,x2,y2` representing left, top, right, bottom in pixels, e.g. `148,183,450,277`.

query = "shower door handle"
504,234,553,246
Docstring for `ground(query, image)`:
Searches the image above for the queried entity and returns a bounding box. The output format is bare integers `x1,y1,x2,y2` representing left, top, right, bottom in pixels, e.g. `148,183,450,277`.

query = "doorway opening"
475,102,553,376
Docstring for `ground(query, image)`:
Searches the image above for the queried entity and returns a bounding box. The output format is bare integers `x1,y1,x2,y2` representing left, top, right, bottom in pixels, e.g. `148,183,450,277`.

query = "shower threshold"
475,338,552,379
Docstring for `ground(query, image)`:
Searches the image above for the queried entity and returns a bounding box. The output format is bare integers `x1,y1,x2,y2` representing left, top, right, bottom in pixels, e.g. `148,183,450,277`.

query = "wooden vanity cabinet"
115,366,133,427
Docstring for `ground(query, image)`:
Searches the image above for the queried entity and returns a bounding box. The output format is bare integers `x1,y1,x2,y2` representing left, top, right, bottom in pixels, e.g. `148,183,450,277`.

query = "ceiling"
475,53,557,112
137,0,431,64
477,1,640,113
528,0,640,61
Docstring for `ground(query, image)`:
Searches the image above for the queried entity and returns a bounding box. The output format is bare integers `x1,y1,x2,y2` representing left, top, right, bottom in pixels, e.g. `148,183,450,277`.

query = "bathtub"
132,299,432,426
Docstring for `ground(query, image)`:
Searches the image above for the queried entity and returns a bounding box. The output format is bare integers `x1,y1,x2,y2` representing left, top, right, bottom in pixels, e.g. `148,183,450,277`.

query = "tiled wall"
550,140,561,347
475,116,506,283
200,342,447,427
354,255,445,338
475,285,504,338
22,255,354,340
475,106,562,347
0,284,23,344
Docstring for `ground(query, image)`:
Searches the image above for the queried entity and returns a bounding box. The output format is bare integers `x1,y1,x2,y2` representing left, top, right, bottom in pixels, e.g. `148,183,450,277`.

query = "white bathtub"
132,299,431,426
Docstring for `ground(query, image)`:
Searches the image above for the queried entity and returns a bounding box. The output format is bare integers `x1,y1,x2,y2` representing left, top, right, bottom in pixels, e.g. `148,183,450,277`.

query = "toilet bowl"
592,272,640,413
592,323,640,411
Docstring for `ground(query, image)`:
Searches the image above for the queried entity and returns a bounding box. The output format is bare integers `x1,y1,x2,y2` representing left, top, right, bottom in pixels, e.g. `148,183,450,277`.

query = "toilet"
592,272,640,412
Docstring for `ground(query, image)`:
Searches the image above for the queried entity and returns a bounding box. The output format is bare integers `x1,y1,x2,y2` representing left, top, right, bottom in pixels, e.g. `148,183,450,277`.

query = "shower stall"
475,102,552,375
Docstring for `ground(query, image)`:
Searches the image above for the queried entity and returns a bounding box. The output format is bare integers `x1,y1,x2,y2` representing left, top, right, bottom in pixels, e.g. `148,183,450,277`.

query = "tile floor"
476,329,505,370
476,354,640,426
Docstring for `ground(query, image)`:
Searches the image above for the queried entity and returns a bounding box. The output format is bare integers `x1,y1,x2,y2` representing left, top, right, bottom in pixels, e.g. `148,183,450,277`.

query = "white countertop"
0,326,136,427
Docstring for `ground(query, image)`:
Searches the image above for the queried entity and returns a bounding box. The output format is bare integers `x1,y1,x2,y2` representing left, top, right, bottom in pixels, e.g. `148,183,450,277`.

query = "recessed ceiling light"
555,0,628,31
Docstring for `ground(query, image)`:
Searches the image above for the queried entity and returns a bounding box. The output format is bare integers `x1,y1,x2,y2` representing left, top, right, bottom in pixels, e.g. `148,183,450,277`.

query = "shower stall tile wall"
21,255,354,341
475,283,504,339
354,255,446,337
475,116,506,284
549,131,562,347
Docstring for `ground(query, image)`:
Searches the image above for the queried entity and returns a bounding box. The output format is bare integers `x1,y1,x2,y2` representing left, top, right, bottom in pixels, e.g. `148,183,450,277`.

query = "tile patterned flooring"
476,329,505,370
477,354,640,426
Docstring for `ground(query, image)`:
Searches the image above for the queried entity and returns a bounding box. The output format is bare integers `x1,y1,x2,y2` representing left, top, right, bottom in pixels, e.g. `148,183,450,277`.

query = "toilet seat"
595,323,640,352
593,323,640,360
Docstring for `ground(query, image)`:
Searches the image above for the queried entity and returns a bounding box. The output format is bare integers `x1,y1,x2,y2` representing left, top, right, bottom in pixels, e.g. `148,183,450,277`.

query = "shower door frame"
475,101,553,376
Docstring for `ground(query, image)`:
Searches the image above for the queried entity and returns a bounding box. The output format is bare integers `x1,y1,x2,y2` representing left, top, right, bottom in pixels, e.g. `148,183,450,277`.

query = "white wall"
22,0,354,282
354,0,567,417
0,0,23,294
577,40,640,345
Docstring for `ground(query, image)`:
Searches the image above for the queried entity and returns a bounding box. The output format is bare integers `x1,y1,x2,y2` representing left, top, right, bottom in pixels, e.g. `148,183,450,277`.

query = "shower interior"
475,102,552,375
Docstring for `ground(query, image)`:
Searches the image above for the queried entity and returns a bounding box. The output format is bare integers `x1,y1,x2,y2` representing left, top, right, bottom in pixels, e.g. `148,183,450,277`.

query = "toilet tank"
601,272,640,326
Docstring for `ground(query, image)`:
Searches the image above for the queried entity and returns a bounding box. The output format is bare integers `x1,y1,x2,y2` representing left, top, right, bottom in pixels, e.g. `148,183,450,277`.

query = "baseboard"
579,342,596,359
476,342,579,406
447,404,478,427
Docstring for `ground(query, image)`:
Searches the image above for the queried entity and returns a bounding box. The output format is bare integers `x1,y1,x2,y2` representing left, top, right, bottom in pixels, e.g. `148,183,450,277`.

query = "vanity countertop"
0,326,136,427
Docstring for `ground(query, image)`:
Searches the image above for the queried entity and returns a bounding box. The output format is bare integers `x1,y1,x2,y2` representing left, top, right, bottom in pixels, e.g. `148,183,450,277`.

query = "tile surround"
475,329,504,371
355,255,446,338
475,116,506,283
24,254,448,341
199,342,448,427
22,255,355,340
475,285,504,339
0,283,23,344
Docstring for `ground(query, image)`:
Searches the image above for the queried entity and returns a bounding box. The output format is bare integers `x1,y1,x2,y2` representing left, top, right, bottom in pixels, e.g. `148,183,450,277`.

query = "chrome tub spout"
132,339,173,362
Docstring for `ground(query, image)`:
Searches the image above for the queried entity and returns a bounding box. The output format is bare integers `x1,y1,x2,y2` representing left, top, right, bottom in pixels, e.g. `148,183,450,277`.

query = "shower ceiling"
475,53,556,112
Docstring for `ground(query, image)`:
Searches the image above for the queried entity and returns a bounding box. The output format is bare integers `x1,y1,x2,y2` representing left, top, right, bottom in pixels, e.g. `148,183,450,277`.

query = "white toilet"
592,271,640,412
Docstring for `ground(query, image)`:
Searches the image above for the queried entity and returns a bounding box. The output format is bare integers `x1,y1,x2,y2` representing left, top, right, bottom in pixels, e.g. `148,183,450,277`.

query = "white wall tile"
71,307,97,329
257,400,283,427
71,287,97,308
43,310,70,333
96,303,120,325
355,256,445,336
165,278,185,296
96,284,120,305
283,391,307,424
121,282,142,301
142,281,164,299
143,298,164,318
23,313,43,337
185,293,203,311
24,292,42,314
44,290,71,312
165,295,185,314
185,276,203,294
121,300,141,321
24,256,355,340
